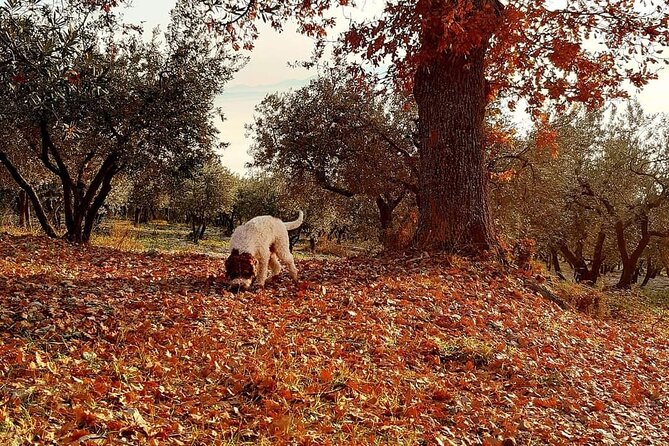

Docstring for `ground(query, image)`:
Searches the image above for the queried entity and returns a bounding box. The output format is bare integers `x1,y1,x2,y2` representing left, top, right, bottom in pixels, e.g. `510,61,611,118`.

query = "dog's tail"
284,210,304,231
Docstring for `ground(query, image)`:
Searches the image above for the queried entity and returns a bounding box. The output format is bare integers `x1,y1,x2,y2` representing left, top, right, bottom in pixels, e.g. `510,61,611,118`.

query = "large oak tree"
201,0,668,253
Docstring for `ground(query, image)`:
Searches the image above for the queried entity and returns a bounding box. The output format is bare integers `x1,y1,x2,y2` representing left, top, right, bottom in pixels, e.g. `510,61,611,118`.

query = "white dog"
225,211,304,290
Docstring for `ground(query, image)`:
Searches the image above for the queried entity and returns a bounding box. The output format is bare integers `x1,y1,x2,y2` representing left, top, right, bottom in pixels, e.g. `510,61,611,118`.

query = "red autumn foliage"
217,0,668,115
1,234,668,444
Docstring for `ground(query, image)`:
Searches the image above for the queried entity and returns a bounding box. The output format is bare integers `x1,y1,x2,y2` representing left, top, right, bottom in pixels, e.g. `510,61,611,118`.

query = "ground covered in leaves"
1,234,668,445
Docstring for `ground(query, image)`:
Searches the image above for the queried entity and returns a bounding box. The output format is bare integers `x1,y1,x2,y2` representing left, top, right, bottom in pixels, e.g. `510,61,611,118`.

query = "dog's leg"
276,244,298,280
256,251,270,287
268,253,281,278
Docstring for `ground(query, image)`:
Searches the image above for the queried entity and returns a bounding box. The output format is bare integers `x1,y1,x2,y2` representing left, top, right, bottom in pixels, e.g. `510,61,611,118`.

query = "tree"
248,73,417,245
201,0,668,254
581,103,669,288
0,0,237,243
172,160,238,242
494,101,669,288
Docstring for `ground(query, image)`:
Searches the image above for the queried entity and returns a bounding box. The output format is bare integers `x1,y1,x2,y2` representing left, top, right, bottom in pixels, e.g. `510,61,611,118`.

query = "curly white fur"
229,211,303,288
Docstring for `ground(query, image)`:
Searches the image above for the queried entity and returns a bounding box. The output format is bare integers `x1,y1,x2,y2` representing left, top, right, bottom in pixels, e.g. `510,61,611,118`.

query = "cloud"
217,78,315,175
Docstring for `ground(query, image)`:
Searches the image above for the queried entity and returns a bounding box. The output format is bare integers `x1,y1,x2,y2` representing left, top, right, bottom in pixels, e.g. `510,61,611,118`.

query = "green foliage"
172,161,238,222
248,72,416,200
0,0,239,242
494,99,669,286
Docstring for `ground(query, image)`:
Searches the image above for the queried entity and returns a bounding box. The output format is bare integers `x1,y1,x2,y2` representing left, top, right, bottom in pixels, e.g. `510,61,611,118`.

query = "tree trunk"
0,150,58,238
134,207,141,226
615,218,650,289
640,258,654,287
376,194,405,247
618,260,638,289
376,196,394,231
199,220,207,240
82,172,115,242
550,248,565,280
18,190,31,230
559,244,591,283
588,230,606,285
559,230,605,285
413,41,495,254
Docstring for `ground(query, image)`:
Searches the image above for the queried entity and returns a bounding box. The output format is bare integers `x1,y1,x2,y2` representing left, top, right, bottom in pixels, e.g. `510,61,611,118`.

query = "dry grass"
432,335,498,366
91,219,144,252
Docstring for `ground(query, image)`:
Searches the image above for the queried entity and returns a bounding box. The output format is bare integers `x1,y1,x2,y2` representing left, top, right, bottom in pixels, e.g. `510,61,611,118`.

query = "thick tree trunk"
413,44,495,254
618,260,638,289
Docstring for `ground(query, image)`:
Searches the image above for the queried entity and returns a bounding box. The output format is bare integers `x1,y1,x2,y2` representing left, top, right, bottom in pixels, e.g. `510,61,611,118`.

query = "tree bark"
134,207,142,226
82,170,115,243
375,192,405,247
550,248,565,280
559,230,605,285
18,190,31,229
640,258,654,287
199,220,207,240
412,38,495,254
615,218,650,289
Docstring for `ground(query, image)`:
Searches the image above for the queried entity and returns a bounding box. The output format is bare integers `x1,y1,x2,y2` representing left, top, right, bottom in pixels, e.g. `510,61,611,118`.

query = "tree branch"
0,150,58,238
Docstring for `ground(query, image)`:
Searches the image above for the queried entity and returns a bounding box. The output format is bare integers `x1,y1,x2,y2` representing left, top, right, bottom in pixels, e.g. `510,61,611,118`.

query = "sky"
123,1,669,175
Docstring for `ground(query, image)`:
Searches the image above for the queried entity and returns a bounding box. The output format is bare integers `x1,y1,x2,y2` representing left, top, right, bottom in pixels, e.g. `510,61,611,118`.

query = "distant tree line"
493,100,669,289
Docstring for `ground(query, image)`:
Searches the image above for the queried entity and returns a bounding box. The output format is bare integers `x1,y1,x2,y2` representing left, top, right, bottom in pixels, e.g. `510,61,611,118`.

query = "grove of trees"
494,101,669,288
197,0,669,254
1,0,668,290
0,0,236,242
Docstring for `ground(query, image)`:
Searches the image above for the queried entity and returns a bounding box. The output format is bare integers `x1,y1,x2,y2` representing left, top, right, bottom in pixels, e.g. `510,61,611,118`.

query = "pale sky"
124,1,669,175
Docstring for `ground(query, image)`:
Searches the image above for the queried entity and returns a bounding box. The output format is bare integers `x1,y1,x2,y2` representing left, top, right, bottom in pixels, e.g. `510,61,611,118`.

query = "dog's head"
224,249,257,291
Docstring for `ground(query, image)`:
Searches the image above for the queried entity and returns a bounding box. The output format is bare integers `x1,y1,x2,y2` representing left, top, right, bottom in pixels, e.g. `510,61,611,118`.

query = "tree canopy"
200,0,669,253
0,0,238,242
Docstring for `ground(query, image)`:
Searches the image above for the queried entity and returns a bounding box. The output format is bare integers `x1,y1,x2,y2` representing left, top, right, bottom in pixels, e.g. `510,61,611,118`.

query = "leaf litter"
0,234,668,445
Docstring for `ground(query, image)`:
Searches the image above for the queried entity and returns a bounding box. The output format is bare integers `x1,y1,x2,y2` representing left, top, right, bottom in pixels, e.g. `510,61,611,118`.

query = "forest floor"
1,233,668,445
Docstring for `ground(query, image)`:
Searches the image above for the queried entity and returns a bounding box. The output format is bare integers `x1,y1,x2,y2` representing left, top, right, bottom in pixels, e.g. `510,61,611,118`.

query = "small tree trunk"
615,218,650,289
82,174,114,242
588,230,606,285
191,215,200,243
18,190,31,229
375,195,398,247
199,220,207,240
550,248,565,280
0,151,58,238
640,258,654,287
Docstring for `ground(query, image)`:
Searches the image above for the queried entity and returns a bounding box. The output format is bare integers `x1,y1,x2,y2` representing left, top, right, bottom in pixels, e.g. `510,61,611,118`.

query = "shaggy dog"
225,211,303,291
